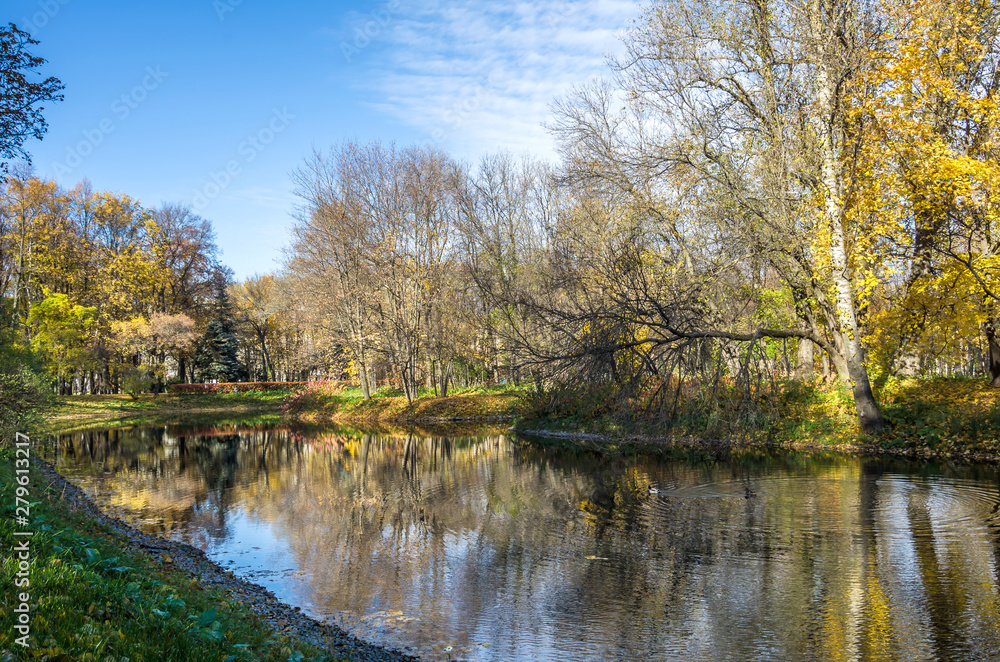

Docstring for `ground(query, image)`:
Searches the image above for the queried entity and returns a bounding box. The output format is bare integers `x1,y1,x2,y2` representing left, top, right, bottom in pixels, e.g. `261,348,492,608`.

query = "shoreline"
512,427,1000,464
31,454,423,662
49,410,1000,465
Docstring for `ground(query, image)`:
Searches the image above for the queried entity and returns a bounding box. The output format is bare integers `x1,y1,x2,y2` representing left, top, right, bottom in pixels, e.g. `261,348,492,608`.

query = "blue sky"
7,0,635,279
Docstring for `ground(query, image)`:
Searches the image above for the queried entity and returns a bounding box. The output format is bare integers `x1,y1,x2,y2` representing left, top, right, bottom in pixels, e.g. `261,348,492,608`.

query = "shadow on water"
45,423,1000,662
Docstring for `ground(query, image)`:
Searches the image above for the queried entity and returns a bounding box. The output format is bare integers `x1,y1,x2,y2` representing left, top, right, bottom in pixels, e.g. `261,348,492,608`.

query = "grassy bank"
47,391,292,434
516,377,1000,457
281,383,525,423
0,448,331,661
45,377,1000,457
47,385,526,433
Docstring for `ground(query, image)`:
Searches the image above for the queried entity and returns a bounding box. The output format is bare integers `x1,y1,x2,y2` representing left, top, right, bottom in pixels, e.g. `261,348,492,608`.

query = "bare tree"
290,142,463,403
546,0,889,431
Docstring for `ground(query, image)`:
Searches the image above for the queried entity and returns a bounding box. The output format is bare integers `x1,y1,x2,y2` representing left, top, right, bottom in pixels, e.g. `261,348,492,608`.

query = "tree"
547,0,890,432
230,274,285,381
27,292,97,394
193,319,245,383
148,312,198,380
0,176,72,321
457,152,560,388
290,145,380,399
290,141,463,403
0,23,64,170
857,0,1000,385
152,203,222,314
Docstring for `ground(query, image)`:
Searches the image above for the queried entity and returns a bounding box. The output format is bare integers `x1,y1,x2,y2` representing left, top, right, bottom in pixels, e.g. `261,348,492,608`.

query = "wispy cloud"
351,0,638,160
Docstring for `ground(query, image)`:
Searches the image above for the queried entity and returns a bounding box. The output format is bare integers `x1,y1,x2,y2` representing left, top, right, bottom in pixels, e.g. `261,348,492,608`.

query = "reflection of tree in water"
48,427,1000,661
48,426,287,542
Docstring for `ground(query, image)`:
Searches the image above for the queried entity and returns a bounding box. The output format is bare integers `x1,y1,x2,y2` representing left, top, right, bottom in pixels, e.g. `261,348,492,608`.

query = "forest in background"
3,0,1000,438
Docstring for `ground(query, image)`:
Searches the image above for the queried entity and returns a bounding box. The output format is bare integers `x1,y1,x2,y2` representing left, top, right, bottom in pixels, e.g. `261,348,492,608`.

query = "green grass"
282,382,527,422
47,391,293,434
51,390,291,416
517,377,1000,455
48,384,527,432
0,448,333,661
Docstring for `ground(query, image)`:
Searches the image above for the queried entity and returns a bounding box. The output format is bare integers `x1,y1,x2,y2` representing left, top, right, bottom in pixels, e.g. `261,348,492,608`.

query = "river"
45,424,1000,661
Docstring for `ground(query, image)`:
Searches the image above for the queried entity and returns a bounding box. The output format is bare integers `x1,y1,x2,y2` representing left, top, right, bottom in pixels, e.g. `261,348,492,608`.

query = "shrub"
279,380,349,415
121,367,154,400
0,365,50,446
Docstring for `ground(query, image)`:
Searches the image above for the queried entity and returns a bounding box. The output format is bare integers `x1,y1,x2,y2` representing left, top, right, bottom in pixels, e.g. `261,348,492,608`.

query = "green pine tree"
193,319,246,383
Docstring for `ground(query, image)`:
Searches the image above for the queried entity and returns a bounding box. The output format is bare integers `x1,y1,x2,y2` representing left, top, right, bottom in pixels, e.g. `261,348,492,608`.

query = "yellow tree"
85,191,166,320
858,0,1000,384
229,274,285,381
0,177,75,320
550,0,892,431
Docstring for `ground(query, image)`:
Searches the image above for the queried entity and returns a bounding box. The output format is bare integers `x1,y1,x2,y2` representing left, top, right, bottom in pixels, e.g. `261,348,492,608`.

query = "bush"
0,307,52,446
0,365,50,446
121,367,154,400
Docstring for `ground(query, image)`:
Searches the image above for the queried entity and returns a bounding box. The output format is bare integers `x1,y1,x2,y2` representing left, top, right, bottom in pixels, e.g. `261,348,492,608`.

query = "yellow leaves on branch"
841,0,1000,358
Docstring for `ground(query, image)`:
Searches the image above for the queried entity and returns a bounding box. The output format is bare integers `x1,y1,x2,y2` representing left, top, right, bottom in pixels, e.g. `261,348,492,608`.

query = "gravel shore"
32,455,424,662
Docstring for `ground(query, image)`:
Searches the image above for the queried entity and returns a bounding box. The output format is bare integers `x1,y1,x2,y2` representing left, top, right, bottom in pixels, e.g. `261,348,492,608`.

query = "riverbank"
45,377,1000,458
48,386,525,434
0,447,421,661
514,377,1000,460
280,383,524,423
47,391,291,434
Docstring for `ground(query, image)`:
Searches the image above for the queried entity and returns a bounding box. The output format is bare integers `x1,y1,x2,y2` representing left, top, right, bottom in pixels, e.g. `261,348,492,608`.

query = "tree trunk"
895,352,921,377
824,178,886,431
439,361,452,398
721,340,744,379
400,360,416,404
986,319,1000,387
260,340,274,381
811,1,888,433
794,338,814,380
359,363,371,400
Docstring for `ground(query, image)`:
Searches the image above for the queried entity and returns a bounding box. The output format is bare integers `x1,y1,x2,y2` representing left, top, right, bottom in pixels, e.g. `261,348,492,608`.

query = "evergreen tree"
193,319,246,382
192,266,246,382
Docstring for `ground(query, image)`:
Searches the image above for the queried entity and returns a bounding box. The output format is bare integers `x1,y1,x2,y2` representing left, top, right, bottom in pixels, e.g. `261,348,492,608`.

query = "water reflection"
46,426,1000,661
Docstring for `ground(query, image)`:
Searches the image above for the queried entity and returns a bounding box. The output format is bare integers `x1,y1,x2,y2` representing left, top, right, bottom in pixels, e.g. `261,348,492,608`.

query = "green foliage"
520,376,788,439
0,299,51,445
753,287,795,329
120,365,154,400
0,367,49,445
27,292,98,386
875,377,1000,452
521,375,1000,455
193,319,246,383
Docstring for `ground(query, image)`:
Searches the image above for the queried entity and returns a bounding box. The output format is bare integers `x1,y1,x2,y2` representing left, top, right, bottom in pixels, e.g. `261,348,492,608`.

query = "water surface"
45,425,1000,661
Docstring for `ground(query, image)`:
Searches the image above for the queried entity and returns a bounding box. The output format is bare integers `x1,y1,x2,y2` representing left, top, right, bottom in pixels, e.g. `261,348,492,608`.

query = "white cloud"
355,0,639,160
